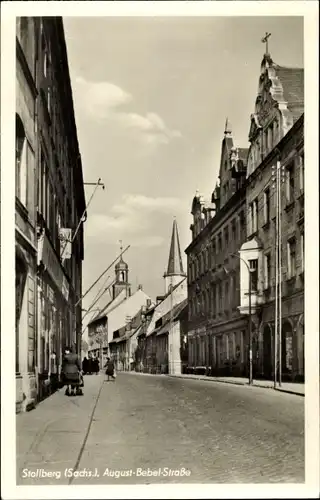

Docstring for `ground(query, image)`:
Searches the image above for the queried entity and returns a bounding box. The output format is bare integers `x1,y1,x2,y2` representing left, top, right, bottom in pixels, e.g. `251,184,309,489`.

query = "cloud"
74,76,182,146
85,194,183,244
120,194,181,211
117,112,182,147
74,77,132,119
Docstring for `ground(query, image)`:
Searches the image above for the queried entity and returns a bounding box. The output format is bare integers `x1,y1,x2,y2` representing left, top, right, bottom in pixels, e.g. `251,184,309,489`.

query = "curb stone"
166,374,305,396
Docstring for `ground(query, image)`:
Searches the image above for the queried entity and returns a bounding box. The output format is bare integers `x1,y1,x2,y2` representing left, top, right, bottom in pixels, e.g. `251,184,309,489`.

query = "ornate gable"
247,51,303,178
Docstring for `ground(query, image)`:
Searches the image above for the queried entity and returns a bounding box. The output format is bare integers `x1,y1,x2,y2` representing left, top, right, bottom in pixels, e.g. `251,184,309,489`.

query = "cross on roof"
261,32,271,54
119,240,123,253
261,31,271,54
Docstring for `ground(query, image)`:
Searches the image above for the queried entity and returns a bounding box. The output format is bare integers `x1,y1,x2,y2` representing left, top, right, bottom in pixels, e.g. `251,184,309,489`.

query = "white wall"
168,320,182,375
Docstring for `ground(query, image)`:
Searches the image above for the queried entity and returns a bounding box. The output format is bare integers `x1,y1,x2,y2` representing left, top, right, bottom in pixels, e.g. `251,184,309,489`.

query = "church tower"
112,242,131,300
163,218,186,294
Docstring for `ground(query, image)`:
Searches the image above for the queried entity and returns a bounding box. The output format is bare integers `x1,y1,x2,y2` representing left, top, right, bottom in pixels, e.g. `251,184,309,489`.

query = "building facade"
239,52,304,382
109,309,145,372
16,17,39,412
186,123,249,376
15,17,86,409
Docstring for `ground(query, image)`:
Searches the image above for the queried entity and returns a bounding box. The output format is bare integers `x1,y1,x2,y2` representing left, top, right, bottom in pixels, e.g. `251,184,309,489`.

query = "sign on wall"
59,228,72,260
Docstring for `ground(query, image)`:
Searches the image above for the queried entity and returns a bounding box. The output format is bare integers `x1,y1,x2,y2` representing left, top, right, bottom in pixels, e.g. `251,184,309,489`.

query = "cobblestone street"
17,372,304,485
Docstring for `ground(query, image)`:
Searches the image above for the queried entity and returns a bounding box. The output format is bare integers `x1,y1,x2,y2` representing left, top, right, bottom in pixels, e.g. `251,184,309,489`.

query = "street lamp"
230,253,253,386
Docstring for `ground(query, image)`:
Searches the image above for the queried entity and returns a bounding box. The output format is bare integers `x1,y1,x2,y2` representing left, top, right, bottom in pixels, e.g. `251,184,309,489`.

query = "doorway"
263,324,272,379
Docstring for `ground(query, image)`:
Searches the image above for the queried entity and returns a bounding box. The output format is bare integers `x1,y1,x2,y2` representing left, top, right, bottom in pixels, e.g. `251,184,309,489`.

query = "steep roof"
165,219,185,276
155,298,188,336
276,66,304,106
90,289,127,323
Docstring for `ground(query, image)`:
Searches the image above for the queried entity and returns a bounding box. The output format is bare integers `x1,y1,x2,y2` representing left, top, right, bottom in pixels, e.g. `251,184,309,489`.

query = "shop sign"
39,234,70,301
59,228,72,260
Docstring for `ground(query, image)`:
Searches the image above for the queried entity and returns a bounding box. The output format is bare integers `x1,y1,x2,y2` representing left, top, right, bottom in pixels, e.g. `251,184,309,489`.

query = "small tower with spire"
112,240,131,300
163,218,186,294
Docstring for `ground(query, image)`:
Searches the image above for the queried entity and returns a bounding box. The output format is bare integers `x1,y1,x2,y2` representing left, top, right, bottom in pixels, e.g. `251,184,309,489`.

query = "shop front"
37,233,70,400
15,239,37,413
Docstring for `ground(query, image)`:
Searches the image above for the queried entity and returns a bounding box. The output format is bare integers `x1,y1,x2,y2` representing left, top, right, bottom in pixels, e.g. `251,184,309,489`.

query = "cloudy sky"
63,16,303,318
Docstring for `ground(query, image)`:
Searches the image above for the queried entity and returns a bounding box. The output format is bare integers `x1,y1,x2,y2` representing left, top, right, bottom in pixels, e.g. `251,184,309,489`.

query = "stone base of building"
16,372,37,413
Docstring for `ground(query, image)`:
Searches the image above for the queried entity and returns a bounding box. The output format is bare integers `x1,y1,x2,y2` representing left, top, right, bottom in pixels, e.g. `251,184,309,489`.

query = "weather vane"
261,32,271,54
119,240,123,253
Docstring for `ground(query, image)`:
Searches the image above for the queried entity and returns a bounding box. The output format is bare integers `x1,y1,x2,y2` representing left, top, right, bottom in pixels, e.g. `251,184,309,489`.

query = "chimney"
146,298,152,308
156,295,164,305
137,284,143,291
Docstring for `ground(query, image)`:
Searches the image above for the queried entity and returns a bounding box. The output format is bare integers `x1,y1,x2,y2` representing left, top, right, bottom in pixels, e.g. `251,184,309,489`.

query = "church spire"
164,218,186,293
224,117,232,137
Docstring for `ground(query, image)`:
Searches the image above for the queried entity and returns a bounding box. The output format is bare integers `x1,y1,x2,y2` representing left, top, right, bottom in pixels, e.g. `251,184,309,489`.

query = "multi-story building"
186,122,249,376
239,52,304,382
15,17,86,408
16,17,39,412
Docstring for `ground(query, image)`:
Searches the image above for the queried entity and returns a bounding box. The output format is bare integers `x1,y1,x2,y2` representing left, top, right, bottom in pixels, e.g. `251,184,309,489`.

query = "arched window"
16,114,27,206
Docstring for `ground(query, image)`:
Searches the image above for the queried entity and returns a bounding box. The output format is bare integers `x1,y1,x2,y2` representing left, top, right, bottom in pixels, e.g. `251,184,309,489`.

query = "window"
287,239,296,279
212,284,216,317
15,115,28,206
249,259,258,292
263,188,270,224
211,241,216,267
249,199,258,234
263,129,268,156
200,253,204,274
42,32,50,79
298,154,304,192
206,289,210,314
225,281,229,310
239,211,245,238
264,253,271,289
47,86,51,115
225,335,229,360
218,282,222,313
205,247,209,270
231,219,236,241
224,226,229,248
286,162,295,203
267,126,273,151
41,153,48,219
273,120,279,145
218,233,222,253
230,274,235,308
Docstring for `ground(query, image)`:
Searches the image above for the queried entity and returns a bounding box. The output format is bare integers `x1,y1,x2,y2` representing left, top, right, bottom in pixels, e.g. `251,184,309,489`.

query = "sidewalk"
167,374,305,396
16,374,104,485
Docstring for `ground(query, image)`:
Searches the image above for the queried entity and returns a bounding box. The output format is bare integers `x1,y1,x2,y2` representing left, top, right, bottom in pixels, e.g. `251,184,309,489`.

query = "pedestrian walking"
82,356,89,375
87,356,93,374
94,357,100,375
104,357,116,382
61,346,83,396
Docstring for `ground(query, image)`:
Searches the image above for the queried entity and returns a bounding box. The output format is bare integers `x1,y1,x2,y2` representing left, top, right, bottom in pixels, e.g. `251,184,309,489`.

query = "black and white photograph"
1,1,319,499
